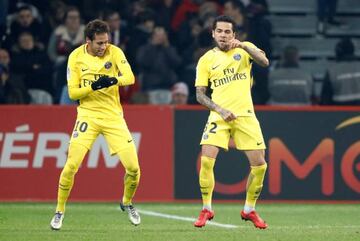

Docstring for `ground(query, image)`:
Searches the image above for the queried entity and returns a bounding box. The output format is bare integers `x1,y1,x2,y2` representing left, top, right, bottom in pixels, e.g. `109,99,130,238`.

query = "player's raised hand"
219,108,237,122
229,39,245,49
91,76,118,90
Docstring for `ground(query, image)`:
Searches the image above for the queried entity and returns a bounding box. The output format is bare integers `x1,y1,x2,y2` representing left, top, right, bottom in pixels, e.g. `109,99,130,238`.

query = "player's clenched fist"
91,76,118,90
229,39,245,49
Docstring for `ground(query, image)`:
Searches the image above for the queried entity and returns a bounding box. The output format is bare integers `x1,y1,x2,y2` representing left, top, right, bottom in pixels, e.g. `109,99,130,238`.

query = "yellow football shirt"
67,44,134,118
195,41,260,120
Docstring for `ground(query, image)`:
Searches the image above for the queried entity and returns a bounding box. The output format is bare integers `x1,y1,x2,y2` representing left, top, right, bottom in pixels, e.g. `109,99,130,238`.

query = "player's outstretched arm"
196,86,236,122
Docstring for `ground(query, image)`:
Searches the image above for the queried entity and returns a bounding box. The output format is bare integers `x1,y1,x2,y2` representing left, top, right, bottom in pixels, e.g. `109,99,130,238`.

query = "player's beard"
216,41,230,52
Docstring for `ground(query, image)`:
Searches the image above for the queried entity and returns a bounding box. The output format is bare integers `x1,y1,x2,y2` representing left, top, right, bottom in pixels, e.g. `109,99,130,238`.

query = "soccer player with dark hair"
194,15,269,229
50,19,141,230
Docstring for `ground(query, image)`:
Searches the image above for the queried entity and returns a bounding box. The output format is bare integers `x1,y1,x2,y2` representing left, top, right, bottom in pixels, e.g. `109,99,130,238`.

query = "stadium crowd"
0,0,359,105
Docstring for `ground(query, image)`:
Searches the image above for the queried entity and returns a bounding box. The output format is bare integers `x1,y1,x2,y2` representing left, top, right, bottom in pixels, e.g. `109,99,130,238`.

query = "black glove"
91,76,118,90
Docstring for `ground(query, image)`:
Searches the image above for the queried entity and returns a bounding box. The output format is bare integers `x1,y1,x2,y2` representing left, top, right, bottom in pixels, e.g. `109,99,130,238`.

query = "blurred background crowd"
0,0,359,106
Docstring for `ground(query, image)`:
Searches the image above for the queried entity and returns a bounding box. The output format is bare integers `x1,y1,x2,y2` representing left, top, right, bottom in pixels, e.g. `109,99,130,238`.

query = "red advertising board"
0,105,174,201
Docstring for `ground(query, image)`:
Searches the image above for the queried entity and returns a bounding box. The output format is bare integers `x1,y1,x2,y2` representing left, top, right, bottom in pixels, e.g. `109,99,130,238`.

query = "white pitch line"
138,210,239,229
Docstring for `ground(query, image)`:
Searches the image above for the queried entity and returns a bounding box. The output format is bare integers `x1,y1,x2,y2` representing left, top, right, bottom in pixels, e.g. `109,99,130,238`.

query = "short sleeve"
195,56,209,87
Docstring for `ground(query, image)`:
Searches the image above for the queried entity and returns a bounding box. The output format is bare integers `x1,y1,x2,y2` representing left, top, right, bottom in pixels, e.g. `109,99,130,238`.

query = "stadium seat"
325,17,360,36
271,37,338,58
268,68,313,105
337,0,360,14
298,59,329,80
28,89,53,105
267,15,317,36
147,89,171,104
268,0,316,14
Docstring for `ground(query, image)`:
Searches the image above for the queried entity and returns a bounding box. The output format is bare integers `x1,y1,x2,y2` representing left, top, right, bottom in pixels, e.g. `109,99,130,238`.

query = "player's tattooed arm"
196,86,218,111
242,45,269,67
196,86,236,122
228,39,269,67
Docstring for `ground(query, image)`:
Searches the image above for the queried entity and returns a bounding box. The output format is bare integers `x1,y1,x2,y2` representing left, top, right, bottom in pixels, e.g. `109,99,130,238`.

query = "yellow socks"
56,143,87,213
118,146,140,205
245,163,267,209
199,156,216,209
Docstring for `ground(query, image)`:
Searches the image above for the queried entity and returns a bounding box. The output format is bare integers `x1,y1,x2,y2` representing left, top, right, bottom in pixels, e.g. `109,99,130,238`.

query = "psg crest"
233,53,241,61
104,61,112,69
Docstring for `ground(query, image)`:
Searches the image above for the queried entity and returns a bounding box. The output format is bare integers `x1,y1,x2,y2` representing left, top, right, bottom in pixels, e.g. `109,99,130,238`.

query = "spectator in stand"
103,9,128,50
268,46,313,105
11,31,53,95
0,0,8,40
0,64,30,104
0,49,10,68
5,5,44,50
146,0,175,32
137,26,181,104
42,0,67,45
175,14,202,54
245,0,272,104
124,0,148,29
171,0,201,32
176,0,219,50
317,0,344,34
321,38,360,105
80,0,130,21
223,0,248,41
180,29,213,104
171,82,189,105
47,6,84,103
47,6,84,66
126,10,155,74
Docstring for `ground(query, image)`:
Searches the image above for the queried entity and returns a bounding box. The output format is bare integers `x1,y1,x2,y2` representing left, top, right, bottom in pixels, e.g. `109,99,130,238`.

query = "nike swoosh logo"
81,68,88,72
127,140,133,143
212,64,220,70
257,142,263,145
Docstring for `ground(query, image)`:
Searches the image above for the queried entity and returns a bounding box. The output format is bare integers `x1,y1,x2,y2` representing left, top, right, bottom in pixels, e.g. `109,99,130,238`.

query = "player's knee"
126,165,140,177
199,178,210,187
201,156,215,170
63,162,79,176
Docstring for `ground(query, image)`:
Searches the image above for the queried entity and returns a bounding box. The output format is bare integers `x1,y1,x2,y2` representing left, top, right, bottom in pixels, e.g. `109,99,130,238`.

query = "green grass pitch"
0,203,359,241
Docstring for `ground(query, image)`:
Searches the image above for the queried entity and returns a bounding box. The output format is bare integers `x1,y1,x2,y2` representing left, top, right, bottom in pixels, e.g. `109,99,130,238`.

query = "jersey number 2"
204,122,217,134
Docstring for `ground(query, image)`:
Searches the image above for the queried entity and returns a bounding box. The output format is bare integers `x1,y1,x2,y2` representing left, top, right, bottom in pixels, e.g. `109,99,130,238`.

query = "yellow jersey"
67,44,134,118
195,42,260,120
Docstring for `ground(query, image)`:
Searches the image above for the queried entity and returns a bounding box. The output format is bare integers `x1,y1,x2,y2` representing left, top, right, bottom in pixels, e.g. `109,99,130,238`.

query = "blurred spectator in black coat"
103,9,128,50
5,5,44,50
137,26,181,103
224,0,248,41
321,38,360,105
0,64,30,104
42,0,67,45
126,10,155,73
11,31,53,94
